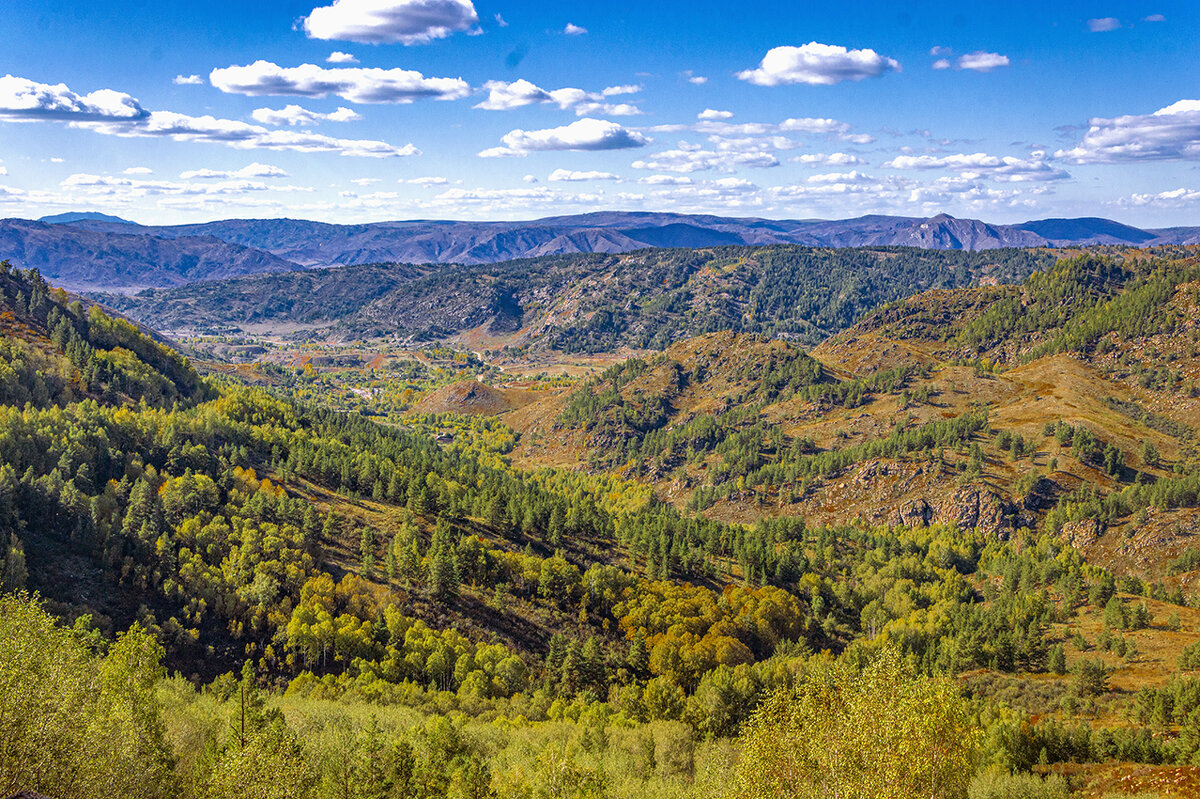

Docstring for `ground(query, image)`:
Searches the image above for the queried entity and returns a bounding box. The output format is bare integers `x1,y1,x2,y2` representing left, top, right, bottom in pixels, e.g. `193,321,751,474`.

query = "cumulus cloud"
1143,13,1165,22
326,51,358,63
633,116,868,174
302,0,479,44
251,104,361,125
789,152,864,166
955,52,1010,72
474,79,642,116
1121,187,1200,206
403,176,450,185
210,61,471,103
932,58,951,70
698,109,733,120
0,75,148,121
563,23,587,35
1056,100,1200,163
123,166,153,174
174,74,203,85
548,168,619,182
1087,17,1121,32
478,118,650,157
179,163,290,179
638,174,692,185
779,117,852,134
0,75,415,158
350,177,380,185
522,174,538,183
681,71,707,85
882,152,1068,181
737,42,900,86
631,148,779,173
807,170,873,184
77,110,418,157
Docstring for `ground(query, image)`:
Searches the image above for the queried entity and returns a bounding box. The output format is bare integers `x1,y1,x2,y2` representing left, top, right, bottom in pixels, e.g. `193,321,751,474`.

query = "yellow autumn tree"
731,647,977,799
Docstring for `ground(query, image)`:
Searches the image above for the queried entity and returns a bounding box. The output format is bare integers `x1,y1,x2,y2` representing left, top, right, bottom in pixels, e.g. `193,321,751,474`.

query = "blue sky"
1,0,1198,225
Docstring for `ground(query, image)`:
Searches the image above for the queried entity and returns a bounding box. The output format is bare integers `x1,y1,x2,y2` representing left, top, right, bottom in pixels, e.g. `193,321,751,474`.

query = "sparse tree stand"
732,648,976,799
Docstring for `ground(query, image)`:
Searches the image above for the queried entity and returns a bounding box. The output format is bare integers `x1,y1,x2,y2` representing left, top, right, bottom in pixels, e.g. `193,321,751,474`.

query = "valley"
3,242,1200,799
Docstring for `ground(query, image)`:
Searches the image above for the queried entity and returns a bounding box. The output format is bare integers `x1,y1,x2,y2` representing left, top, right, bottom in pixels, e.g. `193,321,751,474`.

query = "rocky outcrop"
885,484,1023,539
893,498,934,527
1063,518,1104,550
932,486,1021,538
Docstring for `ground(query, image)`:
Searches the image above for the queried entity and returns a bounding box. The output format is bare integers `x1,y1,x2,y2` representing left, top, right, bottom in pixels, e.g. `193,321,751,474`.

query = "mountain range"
2,210,1196,290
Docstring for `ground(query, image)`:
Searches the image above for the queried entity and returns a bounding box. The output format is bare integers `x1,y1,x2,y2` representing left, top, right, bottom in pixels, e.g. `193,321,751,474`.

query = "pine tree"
428,519,459,600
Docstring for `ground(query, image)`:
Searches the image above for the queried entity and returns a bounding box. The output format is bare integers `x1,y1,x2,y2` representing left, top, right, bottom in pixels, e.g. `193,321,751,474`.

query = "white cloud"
631,147,779,173
251,104,361,126
210,61,471,104
698,109,733,120
1056,100,1200,163
475,79,551,109
955,52,1010,72
123,166,153,174
1143,13,1166,22
77,110,418,157
932,58,951,70
350,177,380,185
522,174,538,183
173,74,203,85
778,117,852,134
1087,17,1121,32
789,152,864,167
0,166,6,176
737,42,900,86
563,23,587,35
180,163,290,179
403,176,450,185
682,71,708,85
930,46,952,56
882,152,1068,181
302,0,479,44
805,170,874,185
0,75,147,121
326,51,358,63
548,168,619,182
0,74,417,158
637,174,692,185
60,172,313,197
1121,187,1200,206
474,79,643,116
434,186,563,202
478,118,650,157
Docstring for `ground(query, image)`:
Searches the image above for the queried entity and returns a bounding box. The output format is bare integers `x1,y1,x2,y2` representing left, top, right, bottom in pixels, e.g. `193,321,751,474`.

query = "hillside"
99,245,1058,347
0,218,299,291
6,248,1200,799
489,250,1200,582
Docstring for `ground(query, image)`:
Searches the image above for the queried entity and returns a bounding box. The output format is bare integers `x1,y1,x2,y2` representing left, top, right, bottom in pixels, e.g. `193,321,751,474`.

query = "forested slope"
5,251,1200,798
101,245,1057,348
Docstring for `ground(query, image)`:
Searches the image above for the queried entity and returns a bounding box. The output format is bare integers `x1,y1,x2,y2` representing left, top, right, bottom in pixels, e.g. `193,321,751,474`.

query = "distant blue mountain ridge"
2,210,1196,290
